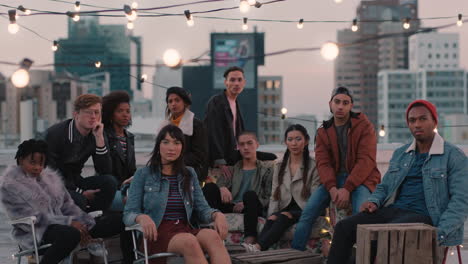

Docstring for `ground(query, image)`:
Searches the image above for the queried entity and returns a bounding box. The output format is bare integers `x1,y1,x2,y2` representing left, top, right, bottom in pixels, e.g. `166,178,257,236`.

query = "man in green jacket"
203,131,274,244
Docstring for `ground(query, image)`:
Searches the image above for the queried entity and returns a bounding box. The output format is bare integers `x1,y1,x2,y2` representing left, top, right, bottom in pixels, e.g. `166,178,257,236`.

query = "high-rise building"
409,33,459,70
55,16,142,97
258,76,283,144
336,0,419,127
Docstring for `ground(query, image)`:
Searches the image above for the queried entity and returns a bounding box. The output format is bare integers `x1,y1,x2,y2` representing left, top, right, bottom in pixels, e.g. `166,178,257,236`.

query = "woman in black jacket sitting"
102,91,136,211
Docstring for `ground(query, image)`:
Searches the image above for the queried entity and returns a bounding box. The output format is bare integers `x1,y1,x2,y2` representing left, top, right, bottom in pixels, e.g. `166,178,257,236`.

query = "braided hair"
273,124,315,201
15,139,48,166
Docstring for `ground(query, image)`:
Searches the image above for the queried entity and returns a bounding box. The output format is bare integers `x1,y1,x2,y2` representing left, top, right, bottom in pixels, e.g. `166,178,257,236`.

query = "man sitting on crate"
327,100,468,264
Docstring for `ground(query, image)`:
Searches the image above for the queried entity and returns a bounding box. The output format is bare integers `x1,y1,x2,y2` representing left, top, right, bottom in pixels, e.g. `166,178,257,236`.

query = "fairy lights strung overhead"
351,19,358,32
457,14,463,27
297,19,304,29
51,40,58,51
127,21,134,30
239,0,250,14
184,10,194,27
8,10,19,34
242,17,248,30
124,4,138,22
17,5,31,15
403,17,411,29
74,1,81,11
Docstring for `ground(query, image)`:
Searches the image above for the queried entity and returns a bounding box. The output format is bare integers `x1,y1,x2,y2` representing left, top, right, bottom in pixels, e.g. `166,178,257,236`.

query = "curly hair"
102,91,131,129
15,139,48,166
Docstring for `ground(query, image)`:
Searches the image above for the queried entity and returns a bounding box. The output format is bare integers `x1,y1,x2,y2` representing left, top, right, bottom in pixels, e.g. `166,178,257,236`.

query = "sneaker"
87,242,107,257
241,243,260,253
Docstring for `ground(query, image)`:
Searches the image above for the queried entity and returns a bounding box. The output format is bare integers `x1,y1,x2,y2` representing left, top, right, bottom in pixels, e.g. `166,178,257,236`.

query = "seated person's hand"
218,164,233,181
71,221,91,245
83,189,100,201
359,201,378,213
233,202,244,213
335,188,350,209
212,212,228,240
219,187,232,204
329,187,338,203
136,214,158,242
122,176,133,187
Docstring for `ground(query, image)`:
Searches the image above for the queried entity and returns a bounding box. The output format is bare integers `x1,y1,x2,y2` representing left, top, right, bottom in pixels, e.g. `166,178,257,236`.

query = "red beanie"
406,100,438,124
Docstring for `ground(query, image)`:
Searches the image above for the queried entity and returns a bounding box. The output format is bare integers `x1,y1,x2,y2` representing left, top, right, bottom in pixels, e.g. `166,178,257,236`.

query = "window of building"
444,53,449,59
436,54,440,59
444,43,449,48
266,80,273,89
428,53,432,59
274,80,281,89
428,43,432,48
453,43,457,48
453,53,457,59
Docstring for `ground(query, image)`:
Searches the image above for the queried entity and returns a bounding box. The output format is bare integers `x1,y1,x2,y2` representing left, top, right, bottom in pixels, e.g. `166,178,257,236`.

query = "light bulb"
131,2,138,9
242,24,248,30
321,42,339,61
140,74,147,83
11,69,30,88
403,18,410,29
127,21,134,30
75,1,81,11
187,18,194,27
247,0,256,5
8,23,19,34
163,49,182,68
379,129,386,137
72,14,80,22
281,107,288,115
126,10,137,21
334,0,343,3
239,1,250,13
297,19,304,29
457,14,463,27
51,41,58,51
351,19,358,32
24,9,31,15
95,61,102,68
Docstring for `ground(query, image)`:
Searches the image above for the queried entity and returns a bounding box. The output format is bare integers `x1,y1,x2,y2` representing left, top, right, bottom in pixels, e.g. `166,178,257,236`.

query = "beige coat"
268,158,320,216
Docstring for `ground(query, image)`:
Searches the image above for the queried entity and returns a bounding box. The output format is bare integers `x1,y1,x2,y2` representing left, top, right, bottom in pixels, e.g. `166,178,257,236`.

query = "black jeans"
327,207,433,264
203,183,264,237
257,209,301,251
69,175,118,212
40,212,133,264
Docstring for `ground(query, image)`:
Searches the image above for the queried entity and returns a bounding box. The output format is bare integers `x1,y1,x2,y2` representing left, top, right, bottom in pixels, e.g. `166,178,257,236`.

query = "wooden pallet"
231,248,322,264
356,223,437,264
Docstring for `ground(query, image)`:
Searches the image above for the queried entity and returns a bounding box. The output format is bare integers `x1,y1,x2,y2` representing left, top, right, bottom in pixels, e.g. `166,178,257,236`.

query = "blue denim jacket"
123,166,217,228
368,133,468,246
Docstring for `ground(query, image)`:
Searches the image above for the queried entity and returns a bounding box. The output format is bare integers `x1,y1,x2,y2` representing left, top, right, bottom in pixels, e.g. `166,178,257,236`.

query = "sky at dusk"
1,0,467,119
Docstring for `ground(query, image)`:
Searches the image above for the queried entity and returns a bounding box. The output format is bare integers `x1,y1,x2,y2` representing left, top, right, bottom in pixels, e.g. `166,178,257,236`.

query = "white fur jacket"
0,165,95,249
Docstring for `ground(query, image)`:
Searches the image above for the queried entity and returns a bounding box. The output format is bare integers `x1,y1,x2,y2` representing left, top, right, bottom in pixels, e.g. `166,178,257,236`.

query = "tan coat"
267,158,320,216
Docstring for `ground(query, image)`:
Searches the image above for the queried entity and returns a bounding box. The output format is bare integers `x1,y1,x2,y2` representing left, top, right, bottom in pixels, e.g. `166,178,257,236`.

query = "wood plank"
230,249,321,264
389,230,401,264
375,230,389,264
419,229,434,264
404,230,419,264
356,225,372,264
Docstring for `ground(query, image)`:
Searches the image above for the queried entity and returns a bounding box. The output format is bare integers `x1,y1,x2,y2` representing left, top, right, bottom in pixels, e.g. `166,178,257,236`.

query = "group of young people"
1,65,467,264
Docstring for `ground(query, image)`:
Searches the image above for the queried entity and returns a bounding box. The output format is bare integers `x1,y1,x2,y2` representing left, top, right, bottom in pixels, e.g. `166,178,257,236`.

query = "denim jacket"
123,166,217,228
368,133,468,246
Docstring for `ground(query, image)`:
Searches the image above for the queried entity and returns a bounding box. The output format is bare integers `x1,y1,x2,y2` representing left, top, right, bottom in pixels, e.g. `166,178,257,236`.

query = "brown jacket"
315,112,380,193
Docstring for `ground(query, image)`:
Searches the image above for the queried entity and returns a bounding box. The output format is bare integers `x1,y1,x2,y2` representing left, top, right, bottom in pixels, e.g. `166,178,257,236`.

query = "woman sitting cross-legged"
123,124,230,264
0,139,129,264
242,124,320,252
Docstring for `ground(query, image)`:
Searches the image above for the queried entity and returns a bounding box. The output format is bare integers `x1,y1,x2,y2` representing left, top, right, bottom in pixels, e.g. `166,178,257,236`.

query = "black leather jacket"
105,127,136,186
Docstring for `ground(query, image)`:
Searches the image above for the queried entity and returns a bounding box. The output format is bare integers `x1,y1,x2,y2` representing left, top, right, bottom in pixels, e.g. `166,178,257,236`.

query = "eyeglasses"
80,109,101,116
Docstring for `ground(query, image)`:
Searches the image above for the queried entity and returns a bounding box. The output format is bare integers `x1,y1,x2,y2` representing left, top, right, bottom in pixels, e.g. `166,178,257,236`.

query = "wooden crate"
356,223,438,264
231,248,322,264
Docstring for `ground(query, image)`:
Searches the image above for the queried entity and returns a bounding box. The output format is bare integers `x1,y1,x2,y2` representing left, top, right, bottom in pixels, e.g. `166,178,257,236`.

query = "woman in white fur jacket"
0,139,126,264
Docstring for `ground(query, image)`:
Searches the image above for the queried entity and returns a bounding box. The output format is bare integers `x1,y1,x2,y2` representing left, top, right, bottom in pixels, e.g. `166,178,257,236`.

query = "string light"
281,107,287,119
8,10,19,34
242,17,248,31
17,5,31,15
334,0,343,3
457,14,463,27
51,40,58,51
131,1,138,9
351,19,358,32
321,42,339,61
127,21,134,30
74,1,81,11
184,10,194,27
379,125,386,137
95,61,102,68
124,5,138,21
297,19,304,29
11,58,33,88
254,1,262,8
248,0,256,5
66,11,80,22
163,49,182,68
140,74,147,83
239,0,250,13
403,17,410,29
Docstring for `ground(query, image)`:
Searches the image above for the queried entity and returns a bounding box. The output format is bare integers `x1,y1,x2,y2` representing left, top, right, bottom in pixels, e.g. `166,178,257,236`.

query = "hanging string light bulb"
281,107,288,119
8,10,19,34
239,0,250,13
403,17,410,29
457,14,463,27
242,17,248,31
379,125,386,137
95,61,102,68
351,19,358,32
66,11,80,22
127,21,134,30
163,49,182,68
74,1,81,11
17,5,31,15
51,40,58,51
131,1,138,9
124,4,138,21
247,0,256,5
184,10,194,27
321,42,339,61
11,58,33,88
297,19,304,29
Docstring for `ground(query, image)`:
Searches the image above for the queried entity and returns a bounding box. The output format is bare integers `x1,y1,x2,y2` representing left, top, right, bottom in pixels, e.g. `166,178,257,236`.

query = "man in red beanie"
327,99,468,264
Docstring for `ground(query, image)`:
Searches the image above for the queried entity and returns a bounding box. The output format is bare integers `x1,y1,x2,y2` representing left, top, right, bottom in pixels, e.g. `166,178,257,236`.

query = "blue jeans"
291,173,371,251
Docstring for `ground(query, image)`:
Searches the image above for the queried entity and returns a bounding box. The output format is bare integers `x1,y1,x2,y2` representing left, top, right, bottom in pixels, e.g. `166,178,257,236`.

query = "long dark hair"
147,125,192,202
273,124,315,201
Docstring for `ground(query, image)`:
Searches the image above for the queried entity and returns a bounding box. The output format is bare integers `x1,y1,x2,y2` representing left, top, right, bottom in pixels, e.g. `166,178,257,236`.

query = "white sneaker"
87,242,107,257
241,243,260,253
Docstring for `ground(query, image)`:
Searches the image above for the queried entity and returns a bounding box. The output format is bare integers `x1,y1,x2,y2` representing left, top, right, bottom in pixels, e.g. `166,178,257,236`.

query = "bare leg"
196,229,231,264
167,233,208,264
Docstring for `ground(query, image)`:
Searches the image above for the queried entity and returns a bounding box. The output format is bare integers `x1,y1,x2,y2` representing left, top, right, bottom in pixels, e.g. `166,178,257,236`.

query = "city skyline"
0,0,467,119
